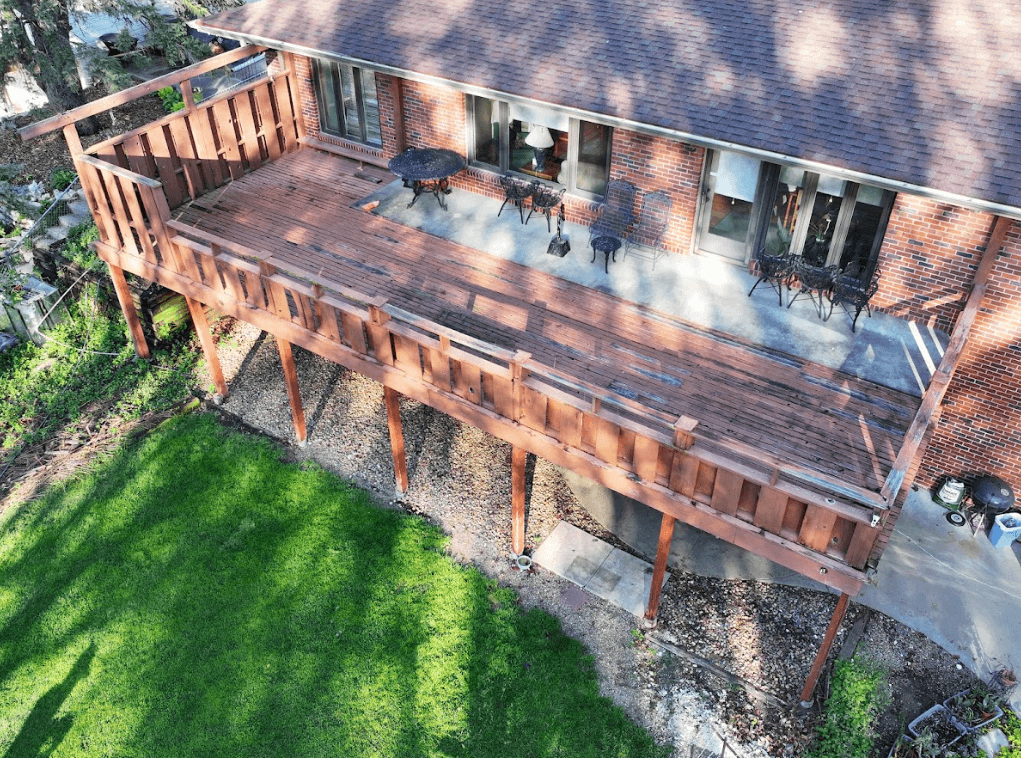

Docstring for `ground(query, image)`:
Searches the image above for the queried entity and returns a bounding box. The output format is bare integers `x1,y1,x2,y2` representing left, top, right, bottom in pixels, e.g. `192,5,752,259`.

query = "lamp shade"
524,126,554,149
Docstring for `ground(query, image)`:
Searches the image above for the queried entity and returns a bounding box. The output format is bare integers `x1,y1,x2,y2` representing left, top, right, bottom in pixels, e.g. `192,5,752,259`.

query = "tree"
0,0,238,133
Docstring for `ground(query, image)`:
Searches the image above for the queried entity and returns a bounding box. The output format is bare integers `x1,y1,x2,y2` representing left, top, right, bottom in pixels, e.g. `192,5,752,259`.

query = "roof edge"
193,22,1021,222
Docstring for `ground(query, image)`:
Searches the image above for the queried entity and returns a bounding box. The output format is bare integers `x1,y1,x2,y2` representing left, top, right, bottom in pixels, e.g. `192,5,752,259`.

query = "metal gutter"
194,23,1021,221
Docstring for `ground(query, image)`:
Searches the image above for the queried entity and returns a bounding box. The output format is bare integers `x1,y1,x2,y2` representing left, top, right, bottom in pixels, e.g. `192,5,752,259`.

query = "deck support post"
799,592,851,706
107,263,150,359
511,446,527,555
643,513,676,625
186,296,227,400
275,336,307,447
384,386,409,496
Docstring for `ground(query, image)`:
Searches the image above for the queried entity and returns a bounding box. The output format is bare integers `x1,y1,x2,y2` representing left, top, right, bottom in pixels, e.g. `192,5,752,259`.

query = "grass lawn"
0,412,667,757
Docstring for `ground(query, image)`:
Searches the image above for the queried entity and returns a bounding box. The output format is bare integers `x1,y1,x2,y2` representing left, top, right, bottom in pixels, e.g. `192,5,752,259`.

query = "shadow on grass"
4,643,95,758
0,412,665,757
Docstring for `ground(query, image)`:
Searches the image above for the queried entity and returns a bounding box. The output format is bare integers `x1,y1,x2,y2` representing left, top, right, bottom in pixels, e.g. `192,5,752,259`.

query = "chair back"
632,190,672,247
591,179,637,239
531,183,566,209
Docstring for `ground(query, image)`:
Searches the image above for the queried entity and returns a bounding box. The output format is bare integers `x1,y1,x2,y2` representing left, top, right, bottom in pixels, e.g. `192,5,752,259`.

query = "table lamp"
525,126,555,172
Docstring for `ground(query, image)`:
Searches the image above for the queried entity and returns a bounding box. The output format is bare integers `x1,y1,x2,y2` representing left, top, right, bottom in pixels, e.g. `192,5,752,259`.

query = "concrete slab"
365,180,949,397
533,521,669,618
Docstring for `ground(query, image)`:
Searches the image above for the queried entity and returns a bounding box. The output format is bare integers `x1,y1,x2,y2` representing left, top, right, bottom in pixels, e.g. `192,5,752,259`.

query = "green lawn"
0,412,666,757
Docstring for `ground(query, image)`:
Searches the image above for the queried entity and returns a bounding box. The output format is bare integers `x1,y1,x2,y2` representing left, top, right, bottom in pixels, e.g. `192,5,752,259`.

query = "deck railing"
83,62,301,210
74,65,886,591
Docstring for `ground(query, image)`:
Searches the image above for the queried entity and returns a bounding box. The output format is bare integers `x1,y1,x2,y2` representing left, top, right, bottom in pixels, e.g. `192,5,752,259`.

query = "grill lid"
971,475,1015,512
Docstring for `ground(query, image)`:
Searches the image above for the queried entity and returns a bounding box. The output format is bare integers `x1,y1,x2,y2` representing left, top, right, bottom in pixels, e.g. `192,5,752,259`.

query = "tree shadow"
4,643,96,758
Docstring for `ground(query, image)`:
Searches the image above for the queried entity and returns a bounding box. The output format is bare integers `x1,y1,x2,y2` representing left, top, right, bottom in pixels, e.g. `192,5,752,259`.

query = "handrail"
78,154,162,188
19,45,266,141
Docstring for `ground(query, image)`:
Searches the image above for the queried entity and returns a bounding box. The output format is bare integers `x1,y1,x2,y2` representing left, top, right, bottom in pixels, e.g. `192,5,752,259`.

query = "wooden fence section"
87,216,884,594
83,68,301,211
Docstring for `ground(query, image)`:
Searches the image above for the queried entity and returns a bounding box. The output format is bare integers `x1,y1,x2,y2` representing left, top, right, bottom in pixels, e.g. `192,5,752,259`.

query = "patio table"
591,235,621,274
388,147,465,211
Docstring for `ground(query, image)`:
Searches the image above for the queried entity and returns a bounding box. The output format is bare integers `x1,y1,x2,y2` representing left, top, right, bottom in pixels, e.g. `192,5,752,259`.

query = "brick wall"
872,195,993,333
917,218,1021,489
606,128,703,255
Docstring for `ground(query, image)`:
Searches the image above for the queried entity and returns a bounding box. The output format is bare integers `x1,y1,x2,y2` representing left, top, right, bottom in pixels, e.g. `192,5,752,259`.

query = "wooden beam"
512,446,527,555
185,296,227,398
19,45,266,140
384,386,409,495
106,262,150,359
881,215,1013,504
94,243,870,596
644,513,676,623
799,592,851,705
275,336,307,447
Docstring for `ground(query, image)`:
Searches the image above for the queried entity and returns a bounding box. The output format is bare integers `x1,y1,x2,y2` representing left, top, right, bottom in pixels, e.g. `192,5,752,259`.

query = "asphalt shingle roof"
197,0,1021,212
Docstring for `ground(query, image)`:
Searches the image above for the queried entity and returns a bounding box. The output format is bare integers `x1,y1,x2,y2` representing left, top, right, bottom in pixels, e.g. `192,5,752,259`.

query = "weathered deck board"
174,148,918,491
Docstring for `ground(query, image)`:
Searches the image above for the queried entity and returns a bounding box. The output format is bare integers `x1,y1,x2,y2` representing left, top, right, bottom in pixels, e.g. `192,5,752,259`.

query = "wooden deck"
172,147,918,494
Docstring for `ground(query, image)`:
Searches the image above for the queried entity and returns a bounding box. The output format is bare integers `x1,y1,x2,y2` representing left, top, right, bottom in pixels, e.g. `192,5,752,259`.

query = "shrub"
49,168,77,192
63,220,100,268
808,658,889,758
157,85,185,112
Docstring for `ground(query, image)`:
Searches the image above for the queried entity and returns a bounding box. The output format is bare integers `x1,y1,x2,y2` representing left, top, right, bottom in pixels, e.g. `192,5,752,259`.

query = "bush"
63,220,100,268
808,659,889,758
49,168,77,192
157,85,185,112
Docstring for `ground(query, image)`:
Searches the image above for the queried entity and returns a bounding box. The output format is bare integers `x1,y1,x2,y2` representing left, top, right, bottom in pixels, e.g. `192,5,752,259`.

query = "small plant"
997,708,1021,757
157,85,186,113
48,168,77,192
63,220,100,268
945,683,1004,729
0,261,27,303
808,658,889,758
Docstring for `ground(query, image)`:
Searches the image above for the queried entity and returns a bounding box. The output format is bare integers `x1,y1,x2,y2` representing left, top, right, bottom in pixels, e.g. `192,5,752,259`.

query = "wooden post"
882,215,1012,506
384,386,409,495
511,445,527,555
107,263,150,359
800,592,851,705
275,336,307,447
185,296,227,399
180,78,196,113
644,513,676,623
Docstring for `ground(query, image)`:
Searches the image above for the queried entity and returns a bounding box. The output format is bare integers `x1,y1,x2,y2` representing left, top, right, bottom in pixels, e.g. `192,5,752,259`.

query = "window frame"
466,95,612,201
312,59,381,147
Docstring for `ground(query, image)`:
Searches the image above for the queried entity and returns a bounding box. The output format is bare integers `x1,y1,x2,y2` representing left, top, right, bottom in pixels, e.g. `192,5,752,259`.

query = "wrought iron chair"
623,190,673,268
748,248,795,306
589,179,637,245
830,271,881,332
497,173,534,223
788,259,839,319
526,182,566,232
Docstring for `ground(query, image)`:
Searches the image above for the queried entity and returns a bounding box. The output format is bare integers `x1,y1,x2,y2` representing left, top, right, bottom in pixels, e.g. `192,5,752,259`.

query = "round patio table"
388,147,465,211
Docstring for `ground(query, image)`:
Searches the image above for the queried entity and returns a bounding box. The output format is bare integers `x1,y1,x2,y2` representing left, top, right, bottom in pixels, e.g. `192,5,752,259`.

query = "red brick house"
189,0,1021,485
19,0,1021,679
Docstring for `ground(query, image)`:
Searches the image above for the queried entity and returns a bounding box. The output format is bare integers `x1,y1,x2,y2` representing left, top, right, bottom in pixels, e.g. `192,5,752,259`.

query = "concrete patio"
363,178,949,398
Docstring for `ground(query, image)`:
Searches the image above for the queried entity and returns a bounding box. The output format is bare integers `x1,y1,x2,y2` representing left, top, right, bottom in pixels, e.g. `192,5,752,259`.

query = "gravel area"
196,317,989,757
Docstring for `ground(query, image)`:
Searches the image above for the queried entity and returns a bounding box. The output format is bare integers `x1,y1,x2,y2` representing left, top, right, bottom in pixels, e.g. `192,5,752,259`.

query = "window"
467,95,612,198
697,148,894,278
312,60,382,147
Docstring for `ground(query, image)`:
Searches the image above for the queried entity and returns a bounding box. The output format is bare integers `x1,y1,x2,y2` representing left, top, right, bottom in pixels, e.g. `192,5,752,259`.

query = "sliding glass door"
696,149,894,279
696,150,763,262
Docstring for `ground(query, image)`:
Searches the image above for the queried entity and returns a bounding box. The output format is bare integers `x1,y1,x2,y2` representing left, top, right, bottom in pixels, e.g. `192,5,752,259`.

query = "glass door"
696,150,763,263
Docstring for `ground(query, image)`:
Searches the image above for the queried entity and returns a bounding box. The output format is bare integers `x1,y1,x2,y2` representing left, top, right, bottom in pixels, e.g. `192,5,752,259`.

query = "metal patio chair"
748,248,796,306
526,182,566,232
588,178,637,245
497,173,534,223
623,190,673,268
788,259,839,319
830,271,881,332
